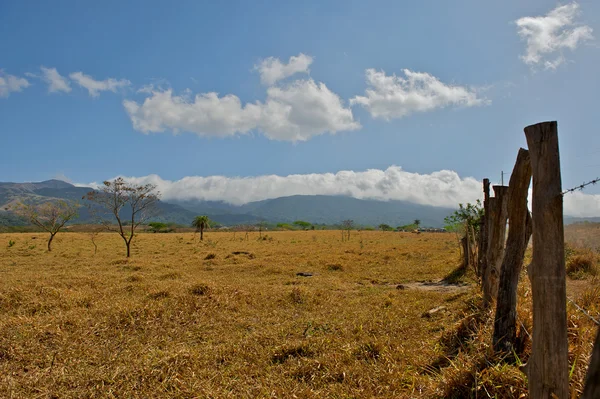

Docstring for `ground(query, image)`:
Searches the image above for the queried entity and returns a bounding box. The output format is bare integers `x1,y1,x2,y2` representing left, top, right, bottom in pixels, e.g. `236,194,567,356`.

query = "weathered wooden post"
524,121,568,399
493,148,532,352
461,235,469,268
477,178,490,279
468,223,477,273
461,220,477,270
483,185,508,307
582,327,600,399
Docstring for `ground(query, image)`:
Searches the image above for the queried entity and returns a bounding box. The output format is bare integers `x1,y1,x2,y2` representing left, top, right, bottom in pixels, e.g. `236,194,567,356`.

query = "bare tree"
12,200,79,251
85,178,160,257
342,219,354,240
88,225,103,254
257,220,267,238
243,224,253,240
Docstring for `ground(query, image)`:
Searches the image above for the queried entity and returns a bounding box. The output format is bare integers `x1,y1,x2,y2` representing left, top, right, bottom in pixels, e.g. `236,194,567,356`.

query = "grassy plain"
0,229,598,398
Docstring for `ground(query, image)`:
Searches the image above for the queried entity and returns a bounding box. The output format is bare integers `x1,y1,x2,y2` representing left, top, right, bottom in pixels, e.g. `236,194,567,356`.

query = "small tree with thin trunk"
443,201,484,272
88,225,103,255
12,200,79,251
342,219,354,240
192,215,210,241
85,178,160,258
256,220,267,238
413,219,421,229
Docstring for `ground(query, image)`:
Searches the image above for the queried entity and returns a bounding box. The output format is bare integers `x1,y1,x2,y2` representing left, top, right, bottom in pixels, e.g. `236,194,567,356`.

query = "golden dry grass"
0,230,598,398
565,222,600,251
1,230,472,398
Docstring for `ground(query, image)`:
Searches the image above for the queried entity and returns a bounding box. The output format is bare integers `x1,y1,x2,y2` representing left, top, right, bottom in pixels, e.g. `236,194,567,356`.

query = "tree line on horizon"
6,178,461,256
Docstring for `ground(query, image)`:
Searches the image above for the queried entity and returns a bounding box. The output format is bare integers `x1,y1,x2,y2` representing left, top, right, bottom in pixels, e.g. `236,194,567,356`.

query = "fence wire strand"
567,297,600,326
562,177,600,195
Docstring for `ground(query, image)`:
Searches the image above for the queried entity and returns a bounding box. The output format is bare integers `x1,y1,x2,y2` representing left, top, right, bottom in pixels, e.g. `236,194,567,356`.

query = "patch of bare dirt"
396,280,471,293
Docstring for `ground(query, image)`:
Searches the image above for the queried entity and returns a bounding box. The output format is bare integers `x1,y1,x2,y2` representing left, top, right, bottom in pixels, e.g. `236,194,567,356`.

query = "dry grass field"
565,222,600,252
1,229,598,398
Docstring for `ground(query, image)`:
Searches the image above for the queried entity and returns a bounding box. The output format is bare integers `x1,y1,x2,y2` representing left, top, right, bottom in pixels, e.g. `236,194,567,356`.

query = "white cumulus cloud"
124,90,260,137
100,166,483,208
350,69,487,120
0,71,30,98
516,2,593,69
85,167,600,217
69,71,131,97
562,191,600,218
123,79,359,142
260,79,359,141
255,53,313,86
40,67,71,93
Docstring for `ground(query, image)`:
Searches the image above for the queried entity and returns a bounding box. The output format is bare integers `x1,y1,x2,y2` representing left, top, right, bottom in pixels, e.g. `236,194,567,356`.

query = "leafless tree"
12,200,79,251
244,224,253,240
85,178,160,257
256,220,267,238
88,225,103,254
342,219,354,241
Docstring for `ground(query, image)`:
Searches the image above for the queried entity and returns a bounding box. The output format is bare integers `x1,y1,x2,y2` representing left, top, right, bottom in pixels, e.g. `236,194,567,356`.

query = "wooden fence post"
461,236,469,268
524,121,568,399
582,327,600,399
493,148,532,352
477,179,490,278
468,223,477,274
483,185,508,307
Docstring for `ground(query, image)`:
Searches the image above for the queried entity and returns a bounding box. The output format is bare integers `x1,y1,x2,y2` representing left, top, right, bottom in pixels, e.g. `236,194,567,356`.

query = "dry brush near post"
0,229,598,398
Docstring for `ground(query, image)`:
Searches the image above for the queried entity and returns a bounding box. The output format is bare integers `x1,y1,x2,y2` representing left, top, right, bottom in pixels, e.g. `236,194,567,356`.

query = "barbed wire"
561,177,600,195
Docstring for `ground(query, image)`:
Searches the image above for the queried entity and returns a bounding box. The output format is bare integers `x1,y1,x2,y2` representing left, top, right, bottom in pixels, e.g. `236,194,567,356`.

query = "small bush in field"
189,283,210,296
579,284,600,309
354,342,382,361
567,251,597,279
327,263,343,271
289,287,304,304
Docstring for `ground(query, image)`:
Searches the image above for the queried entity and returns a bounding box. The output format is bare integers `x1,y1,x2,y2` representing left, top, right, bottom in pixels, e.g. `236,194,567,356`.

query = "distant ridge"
2,179,596,228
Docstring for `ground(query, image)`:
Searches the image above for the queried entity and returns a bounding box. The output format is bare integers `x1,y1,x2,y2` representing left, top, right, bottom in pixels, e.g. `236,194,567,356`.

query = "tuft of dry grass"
189,283,211,296
326,263,344,271
567,251,598,279
565,222,600,252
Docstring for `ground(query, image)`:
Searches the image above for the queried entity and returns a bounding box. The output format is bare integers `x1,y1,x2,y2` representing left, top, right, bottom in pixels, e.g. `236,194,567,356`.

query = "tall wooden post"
493,148,532,352
524,121,568,399
483,185,508,307
582,327,600,399
477,178,490,278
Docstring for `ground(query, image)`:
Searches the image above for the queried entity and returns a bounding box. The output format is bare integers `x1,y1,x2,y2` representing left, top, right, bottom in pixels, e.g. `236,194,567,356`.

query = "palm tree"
413,219,421,229
192,215,210,241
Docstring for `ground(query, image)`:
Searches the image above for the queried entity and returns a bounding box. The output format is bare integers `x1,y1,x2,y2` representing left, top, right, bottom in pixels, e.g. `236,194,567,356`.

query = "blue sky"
1,1,600,214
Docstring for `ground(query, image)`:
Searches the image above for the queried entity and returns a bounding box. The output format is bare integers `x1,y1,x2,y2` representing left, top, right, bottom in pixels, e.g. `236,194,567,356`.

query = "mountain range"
0,179,458,227
2,179,596,228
